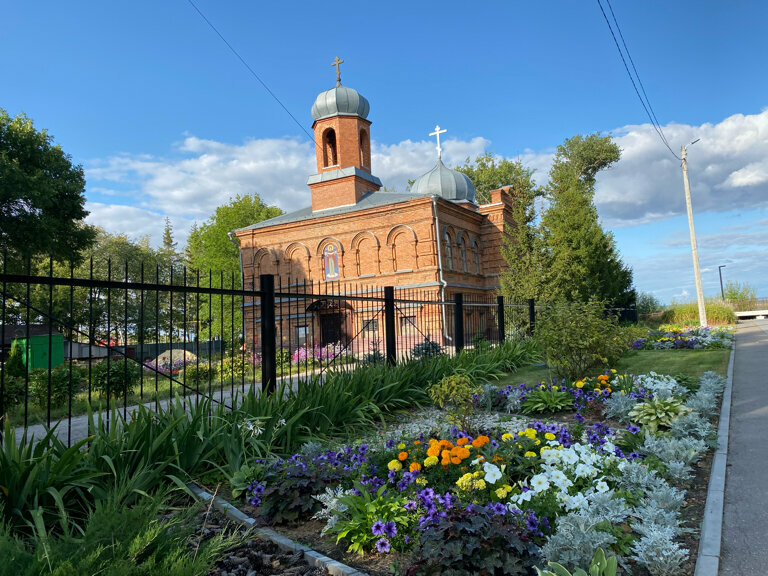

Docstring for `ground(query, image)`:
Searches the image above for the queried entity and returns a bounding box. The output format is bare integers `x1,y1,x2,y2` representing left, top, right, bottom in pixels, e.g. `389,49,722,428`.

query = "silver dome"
311,84,370,121
410,159,476,203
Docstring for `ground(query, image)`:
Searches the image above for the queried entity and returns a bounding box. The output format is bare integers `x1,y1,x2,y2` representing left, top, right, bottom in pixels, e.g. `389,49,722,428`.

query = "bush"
407,507,534,575
183,362,218,386
1,376,26,408
220,354,248,381
91,359,141,398
428,373,481,431
5,340,26,378
534,301,627,382
29,365,86,409
660,300,736,325
410,339,443,360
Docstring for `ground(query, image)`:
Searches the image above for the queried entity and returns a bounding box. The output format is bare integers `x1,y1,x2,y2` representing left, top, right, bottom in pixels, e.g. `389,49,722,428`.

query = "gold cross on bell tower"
430,125,447,160
332,56,344,84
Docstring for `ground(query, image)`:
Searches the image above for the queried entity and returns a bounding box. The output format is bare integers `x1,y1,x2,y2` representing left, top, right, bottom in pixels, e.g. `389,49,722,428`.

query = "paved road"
720,318,768,575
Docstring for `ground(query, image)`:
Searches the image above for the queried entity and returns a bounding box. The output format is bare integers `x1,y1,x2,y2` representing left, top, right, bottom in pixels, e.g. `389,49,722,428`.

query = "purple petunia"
371,521,386,536
375,538,391,553
384,521,397,538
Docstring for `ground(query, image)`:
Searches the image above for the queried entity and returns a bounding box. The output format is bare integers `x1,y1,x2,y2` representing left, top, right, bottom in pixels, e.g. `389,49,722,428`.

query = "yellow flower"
495,487,509,499
575,381,584,389
456,473,474,491
397,443,406,450
544,432,556,441
524,451,537,458
474,479,487,490
534,439,541,445
523,428,537,439
552,385,559,391
424,455,439,467
416,477,427,485
611,369,617,373
501,433,513,442
388,460,403,471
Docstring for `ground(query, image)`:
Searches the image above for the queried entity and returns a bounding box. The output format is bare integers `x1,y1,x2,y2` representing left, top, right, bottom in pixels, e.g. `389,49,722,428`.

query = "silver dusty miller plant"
631,524,688,576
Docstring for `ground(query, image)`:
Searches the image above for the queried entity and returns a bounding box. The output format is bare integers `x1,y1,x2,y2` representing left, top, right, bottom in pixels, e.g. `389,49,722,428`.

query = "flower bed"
631,326,733,350
239,370,726,575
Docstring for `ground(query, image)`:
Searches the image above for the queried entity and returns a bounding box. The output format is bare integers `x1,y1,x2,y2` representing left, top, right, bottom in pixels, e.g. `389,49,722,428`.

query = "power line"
186,0,318,147
595,0,680,160
605,0,672,151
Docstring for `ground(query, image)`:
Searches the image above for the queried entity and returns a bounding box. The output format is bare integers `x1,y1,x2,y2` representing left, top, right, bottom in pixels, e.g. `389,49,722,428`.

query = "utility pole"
718,265,726,300
681,142,707,327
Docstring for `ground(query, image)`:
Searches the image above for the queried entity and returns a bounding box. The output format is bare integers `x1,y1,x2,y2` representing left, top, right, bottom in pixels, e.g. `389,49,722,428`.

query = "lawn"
495,347,731,388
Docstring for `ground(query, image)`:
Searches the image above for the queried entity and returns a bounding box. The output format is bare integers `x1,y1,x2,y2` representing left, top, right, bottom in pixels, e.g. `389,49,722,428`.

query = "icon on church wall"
323,244,340,280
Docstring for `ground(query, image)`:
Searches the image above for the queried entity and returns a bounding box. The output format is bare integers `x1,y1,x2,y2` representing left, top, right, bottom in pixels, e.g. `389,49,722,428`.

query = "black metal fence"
0,257,536,443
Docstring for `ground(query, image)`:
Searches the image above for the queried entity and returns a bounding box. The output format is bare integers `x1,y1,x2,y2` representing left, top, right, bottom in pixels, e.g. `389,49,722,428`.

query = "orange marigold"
398,451,409,461
409,462,422,473
456,437,470,446
472,435,490,448
414,440,422,445
441,449,452,460
451,456,462,465
426,445,441,458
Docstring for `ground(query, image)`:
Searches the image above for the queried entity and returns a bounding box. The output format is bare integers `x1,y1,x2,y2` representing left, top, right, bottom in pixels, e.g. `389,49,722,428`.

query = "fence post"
497,295,505,343
384,286,396,366
260,274,277,394
454,293,464,353
528,298,536,336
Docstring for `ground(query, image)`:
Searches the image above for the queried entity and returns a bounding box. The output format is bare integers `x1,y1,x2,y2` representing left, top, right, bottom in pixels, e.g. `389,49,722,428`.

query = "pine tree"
539,134,634,306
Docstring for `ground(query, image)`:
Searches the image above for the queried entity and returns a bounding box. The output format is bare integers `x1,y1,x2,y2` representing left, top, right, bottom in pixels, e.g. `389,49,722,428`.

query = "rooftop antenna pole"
681,139,707,327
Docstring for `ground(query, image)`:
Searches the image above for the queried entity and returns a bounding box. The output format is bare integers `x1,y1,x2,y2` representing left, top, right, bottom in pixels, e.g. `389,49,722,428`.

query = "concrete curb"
693,343,735,576
187,483,368,576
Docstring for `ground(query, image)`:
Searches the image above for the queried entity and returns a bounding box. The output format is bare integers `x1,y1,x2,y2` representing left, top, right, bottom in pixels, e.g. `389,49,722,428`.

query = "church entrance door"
319,313,344,346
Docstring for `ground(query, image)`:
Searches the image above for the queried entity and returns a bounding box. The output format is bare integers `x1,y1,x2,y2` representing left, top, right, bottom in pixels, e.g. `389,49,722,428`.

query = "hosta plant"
536,547,618,576
628,398,689,433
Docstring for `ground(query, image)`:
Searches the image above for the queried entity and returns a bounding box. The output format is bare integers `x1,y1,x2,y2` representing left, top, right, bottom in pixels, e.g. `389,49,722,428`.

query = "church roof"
311,83,370,121
410,159,477,203
235,191,426,232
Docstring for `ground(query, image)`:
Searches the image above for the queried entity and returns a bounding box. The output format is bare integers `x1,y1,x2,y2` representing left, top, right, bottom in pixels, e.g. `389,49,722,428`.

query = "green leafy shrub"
29,365,86,409
428,373,481,431
629,398,689,433
521,386,574,414
327,485,413,555
661,300,736,325
534,301,627,382
536,547,618,576
5,340,26,378
406,507,534,575
92,359,141,398
219,354,248,382
183,362,218,386
1,376,26,408
410,339,443,360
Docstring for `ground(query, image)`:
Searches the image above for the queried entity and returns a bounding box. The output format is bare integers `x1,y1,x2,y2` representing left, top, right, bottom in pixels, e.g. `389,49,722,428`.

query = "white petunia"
595,480,610,493
530,473,551,493
564,493,589,511
483,462,502,484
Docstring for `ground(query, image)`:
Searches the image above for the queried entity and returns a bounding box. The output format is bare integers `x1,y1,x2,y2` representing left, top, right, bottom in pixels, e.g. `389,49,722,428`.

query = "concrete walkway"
720,319,768,575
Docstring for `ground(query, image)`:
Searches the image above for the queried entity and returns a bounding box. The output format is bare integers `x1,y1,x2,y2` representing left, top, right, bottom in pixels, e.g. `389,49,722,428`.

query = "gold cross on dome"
332,56,344,84
430,125,447,159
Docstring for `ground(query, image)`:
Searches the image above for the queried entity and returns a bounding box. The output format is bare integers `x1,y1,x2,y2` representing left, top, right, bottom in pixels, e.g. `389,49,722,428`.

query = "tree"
0,109,96,265
723,280,756,301
636,291,662,315
538,134,634,306
185,194,282,341
456,153,536,205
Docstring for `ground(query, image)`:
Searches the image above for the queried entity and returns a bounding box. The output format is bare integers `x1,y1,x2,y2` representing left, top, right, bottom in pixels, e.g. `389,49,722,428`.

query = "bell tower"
307,57,382,212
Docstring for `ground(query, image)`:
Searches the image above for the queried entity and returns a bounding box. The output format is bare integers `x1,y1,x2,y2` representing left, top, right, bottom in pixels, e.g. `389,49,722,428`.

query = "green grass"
495,348,731,388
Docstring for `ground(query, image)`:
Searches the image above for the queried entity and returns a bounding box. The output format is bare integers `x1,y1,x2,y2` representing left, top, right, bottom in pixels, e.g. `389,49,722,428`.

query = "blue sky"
3,1,767,302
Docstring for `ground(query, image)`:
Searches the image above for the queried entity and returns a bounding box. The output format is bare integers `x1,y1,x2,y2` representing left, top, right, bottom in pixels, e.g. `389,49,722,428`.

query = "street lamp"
718,265,726,300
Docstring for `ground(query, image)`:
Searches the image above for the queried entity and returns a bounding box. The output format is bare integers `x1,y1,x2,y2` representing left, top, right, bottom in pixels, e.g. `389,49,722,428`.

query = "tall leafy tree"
185,194,282,341
539,134,634,306
0,109,96,266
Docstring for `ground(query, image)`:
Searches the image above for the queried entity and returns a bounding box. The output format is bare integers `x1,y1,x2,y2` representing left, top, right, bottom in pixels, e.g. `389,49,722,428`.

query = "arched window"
324,129,338,167
473,241,481,274
359,129,370,167
459,239,468,272
443,231,453,271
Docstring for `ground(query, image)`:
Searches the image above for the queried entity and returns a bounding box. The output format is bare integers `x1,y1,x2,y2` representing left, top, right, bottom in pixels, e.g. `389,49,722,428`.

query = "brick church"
234,61,518,352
